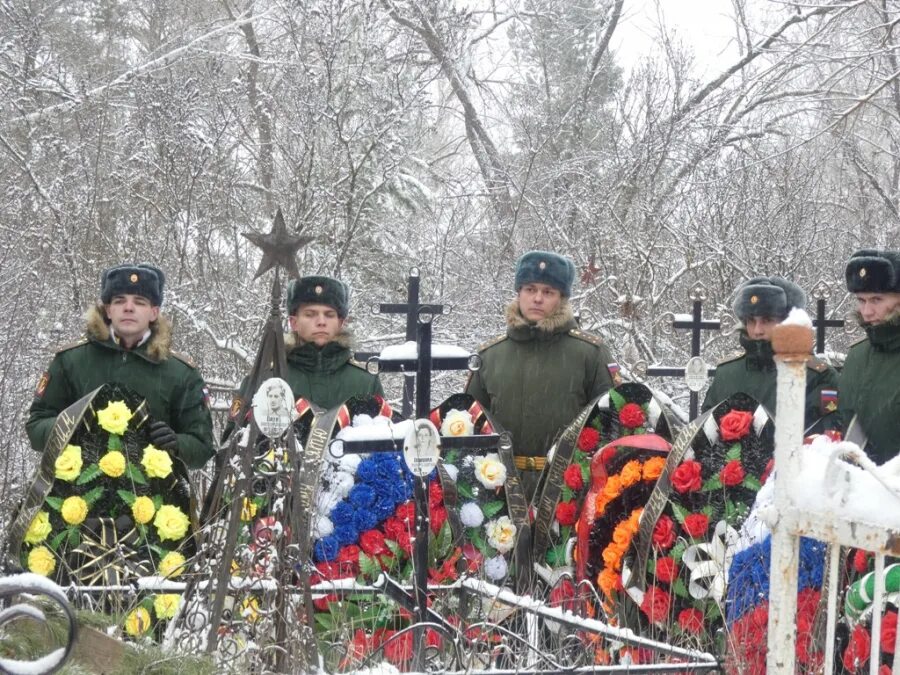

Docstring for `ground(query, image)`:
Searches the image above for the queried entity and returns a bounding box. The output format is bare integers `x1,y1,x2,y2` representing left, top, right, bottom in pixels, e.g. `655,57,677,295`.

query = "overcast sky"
613,0,742,74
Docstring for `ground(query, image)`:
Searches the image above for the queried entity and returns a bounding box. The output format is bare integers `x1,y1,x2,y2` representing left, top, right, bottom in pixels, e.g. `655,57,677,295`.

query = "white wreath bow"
681,520,741,601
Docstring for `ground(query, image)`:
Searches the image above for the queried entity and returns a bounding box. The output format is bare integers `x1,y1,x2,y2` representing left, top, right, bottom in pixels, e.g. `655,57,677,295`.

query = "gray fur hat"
514,250,576,297
845,249,900,293
100,263,165,306
287,275,350,318
733,276,806,321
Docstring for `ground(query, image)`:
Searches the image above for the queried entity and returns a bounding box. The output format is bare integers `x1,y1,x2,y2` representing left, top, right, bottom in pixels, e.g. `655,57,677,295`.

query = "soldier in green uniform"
227,275,383,429
839,249,900,463
702,276,839,431
27,263,215,470
466,251,617,499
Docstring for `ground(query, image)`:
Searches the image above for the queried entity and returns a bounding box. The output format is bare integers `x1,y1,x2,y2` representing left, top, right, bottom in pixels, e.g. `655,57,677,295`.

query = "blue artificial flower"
313,536,340,562
348,484,376,509
356,457,380,483
331,501,355,526
333,524,359,546
725,534,826,624
353,507,380,532
372,494,395,521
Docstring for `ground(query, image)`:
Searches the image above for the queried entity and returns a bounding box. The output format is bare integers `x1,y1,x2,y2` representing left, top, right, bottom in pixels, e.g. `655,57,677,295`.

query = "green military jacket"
466,301,616,458
26,306,215,470
702,331,839,431
839,313,900,464
227,332,383,433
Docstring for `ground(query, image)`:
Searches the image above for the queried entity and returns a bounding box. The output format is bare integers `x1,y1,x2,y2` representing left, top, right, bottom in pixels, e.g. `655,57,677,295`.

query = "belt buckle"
526,457,536,471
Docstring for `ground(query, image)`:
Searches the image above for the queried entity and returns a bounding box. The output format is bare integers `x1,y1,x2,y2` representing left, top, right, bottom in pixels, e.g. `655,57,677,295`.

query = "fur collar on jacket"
85,304,172,361
505,298,575,334
284,329,353,351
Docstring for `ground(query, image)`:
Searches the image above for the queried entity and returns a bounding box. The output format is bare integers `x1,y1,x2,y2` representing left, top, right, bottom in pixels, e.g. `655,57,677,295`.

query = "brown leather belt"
513,455,546,471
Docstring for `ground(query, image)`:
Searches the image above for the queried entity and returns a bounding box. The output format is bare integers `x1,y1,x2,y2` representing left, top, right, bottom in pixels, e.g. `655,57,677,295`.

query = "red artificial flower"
882,610,898,654
842,624,870,672
429,480,443,508
719,409,754,441
683,513,710,538
853,549,870,574
426,628,442,649
313,594,337,611
578,427,601,452
462,543,483,572
671,460,703,494
599,445,617,466
677,608,704,634
652,515,676,550
549,579,576,612
639,585,671,623
655,557,678,584
761,458,775,484
619,402,646,429
880,667,893,675
336,545,361,576
360,530,388,557
563,464,584,491
395,501,415,525
430,506,448,535
556,501,579,526
314,561,342,580
395,530,412,554
720,460,745,487
384,517,407,543
342,629,370,666
384,630,414,666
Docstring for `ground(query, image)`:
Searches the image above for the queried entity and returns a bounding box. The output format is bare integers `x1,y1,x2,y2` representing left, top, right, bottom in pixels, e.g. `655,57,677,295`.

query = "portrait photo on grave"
403,418,441,477
251,377,295,438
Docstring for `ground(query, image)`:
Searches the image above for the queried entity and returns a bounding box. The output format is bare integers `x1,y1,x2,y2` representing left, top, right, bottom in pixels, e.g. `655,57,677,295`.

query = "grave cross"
339,282,499,672
361,268,447,417
810,280,848,355
641,283,723,420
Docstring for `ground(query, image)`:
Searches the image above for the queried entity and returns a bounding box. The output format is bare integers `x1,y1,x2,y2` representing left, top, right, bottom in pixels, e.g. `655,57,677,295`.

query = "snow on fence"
766,314,900,674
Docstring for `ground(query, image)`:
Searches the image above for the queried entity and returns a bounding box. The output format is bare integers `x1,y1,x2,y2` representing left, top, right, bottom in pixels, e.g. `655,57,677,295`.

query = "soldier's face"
856,292,900,325
290,304,344,347
745,315,779,341
518,283,562,322
105,294,159,346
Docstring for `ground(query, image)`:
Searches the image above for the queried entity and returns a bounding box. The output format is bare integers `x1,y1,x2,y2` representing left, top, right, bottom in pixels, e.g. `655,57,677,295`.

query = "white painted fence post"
766,319,814,674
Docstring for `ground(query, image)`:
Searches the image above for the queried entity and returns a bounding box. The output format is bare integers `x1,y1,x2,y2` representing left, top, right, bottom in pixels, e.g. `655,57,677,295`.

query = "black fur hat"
287,275,350,317
733,276,806,321
514,250,576,297
845,249,900,293
100,263,165,306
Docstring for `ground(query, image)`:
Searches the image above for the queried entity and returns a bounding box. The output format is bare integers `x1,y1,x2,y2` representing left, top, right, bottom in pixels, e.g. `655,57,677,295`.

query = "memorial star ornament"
242,209,314,279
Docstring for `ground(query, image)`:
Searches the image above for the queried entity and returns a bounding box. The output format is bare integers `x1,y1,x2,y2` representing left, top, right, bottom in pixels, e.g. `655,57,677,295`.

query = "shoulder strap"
54,338,88,354
476,334,507,352
567,328,605,347
806,356,830,373
717,351,745,366
169,351,197,369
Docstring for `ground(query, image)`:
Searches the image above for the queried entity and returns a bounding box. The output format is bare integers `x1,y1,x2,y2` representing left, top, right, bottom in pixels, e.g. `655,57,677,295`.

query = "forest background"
1,0,897,529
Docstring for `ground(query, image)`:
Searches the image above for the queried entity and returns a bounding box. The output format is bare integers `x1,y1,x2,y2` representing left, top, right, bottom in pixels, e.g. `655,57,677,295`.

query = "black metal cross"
644,283,721,420
360,268,446,417
339,278,499,671
810,280,848,355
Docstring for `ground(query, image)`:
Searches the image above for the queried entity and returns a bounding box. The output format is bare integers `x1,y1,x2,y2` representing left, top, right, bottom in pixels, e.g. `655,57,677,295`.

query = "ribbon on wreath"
681,520,741,602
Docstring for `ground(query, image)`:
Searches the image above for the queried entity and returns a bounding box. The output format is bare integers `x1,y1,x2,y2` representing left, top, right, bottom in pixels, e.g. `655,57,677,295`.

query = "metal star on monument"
242,208,314,279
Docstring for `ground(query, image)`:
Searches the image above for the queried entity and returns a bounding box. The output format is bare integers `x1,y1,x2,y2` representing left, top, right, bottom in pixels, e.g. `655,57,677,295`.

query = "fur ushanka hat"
287,275,350,318
514,250,576,297
845,249,900,294
100,263,165,306
733,276,806,321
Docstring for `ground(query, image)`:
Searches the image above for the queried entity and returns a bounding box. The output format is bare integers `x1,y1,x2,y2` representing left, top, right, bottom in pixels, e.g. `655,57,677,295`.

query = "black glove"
149,421,178,452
